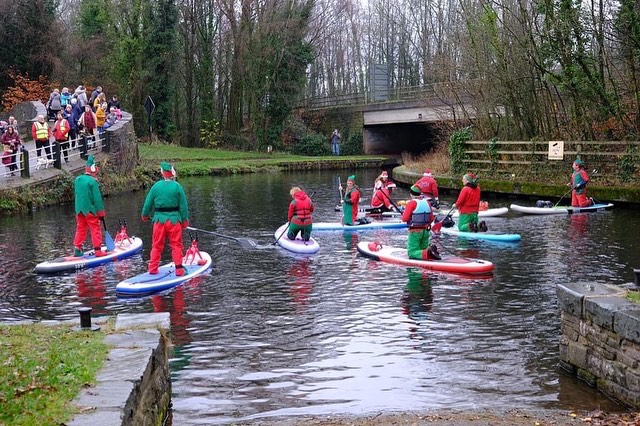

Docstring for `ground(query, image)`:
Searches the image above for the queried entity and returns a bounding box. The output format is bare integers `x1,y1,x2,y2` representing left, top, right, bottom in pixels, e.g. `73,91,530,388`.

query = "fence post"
80,135,88,160
102,131,110,153
53,142,62,169
20,149,30,178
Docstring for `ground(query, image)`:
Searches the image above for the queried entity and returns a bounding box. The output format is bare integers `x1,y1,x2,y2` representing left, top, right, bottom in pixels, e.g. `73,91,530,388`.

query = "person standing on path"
141,162,190,276
331,129,341,156
32,115,52,161
53,112,71,163
73,155,107,257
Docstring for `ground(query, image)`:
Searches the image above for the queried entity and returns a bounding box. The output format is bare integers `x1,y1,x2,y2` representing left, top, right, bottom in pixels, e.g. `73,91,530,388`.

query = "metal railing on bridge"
299,84,439,108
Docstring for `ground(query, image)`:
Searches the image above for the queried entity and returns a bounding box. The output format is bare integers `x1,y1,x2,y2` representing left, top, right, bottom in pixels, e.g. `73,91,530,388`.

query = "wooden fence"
462,140,640,182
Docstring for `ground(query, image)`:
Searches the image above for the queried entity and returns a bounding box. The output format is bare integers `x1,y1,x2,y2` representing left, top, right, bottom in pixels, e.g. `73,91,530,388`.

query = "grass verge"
0,323,109,425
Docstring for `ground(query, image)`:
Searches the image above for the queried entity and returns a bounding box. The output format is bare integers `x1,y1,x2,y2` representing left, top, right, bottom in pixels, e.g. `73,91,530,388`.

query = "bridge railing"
300,84,441,108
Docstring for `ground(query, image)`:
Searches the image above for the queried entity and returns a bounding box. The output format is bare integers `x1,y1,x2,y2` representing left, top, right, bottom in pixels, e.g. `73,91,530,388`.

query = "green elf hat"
410,185,422,196
347,175,356,182
463,172,477,184
574,158,584,166
160,162,176,178
85,155,98,175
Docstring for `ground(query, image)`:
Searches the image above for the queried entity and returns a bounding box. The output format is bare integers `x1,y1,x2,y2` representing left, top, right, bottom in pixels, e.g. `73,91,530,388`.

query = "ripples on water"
0,170,635,423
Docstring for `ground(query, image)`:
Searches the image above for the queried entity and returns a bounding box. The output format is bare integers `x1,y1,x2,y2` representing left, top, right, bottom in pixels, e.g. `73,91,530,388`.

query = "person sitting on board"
374,170,397,192
370,179,395,214
451,173,487,233
287,187,314,242
401,185,440,260
141,162,190,276
73,155,107,257
339,175,362,225
569,158,593,207
412,169,440,209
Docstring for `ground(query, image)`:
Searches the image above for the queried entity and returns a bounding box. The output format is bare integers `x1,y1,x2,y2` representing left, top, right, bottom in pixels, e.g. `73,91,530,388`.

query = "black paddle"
186,226,259,249
555,186,574,207
378,187,402,213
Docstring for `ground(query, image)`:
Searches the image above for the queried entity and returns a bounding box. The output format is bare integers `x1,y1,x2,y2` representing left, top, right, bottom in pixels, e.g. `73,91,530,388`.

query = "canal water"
0,169,637,424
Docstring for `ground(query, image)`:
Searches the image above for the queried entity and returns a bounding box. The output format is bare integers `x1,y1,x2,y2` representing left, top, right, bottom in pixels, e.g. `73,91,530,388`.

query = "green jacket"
141,180,189,224
74,174,105,215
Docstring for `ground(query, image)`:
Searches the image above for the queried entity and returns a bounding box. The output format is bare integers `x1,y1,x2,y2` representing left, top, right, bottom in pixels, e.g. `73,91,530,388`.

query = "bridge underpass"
361,101,471,155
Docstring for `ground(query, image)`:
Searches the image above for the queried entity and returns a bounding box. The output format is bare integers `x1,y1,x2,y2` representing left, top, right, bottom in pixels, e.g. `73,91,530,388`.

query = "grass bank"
0,322,109,425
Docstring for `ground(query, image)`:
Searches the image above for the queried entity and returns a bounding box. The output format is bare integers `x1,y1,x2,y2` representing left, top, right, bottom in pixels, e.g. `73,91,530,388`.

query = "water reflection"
0,169,634,422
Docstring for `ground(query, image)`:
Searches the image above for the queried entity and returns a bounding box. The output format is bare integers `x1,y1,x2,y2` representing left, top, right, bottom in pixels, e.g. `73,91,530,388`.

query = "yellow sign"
548,141,564,160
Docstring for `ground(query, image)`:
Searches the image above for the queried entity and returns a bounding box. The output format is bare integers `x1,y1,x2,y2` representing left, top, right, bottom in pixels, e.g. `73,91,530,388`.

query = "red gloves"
141,216,150,222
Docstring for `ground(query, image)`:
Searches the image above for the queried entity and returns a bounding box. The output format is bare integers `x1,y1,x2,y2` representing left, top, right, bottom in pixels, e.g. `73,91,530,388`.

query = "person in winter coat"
70,98,83,148
107,95,121,113
1,125,22,175
141,162,190,276
73,155,107,257
47,88,62,120
452,173,486,232
401,185,440,260
339,175,361,225
286,187,314,241
60,87,72,109
79,105,98,145
53,112,71,163
413,169,440,209
569,158,593,207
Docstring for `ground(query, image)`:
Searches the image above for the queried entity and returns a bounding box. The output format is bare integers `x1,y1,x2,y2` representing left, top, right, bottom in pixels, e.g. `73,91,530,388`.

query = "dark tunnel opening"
363,123,442,155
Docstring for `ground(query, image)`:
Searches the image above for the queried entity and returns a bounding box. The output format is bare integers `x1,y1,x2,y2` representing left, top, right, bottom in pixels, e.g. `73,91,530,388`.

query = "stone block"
626,369,640,392
115,312,170,331
577,367,598,387
584,296,632,330
557,284,584,316
619,340,640,369
562,341,588,369
614,305,640,345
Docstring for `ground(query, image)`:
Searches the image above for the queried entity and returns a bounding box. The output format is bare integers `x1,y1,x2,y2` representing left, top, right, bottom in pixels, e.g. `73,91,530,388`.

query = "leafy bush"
341,131,363,155
291,133,331,156
449,127,472,176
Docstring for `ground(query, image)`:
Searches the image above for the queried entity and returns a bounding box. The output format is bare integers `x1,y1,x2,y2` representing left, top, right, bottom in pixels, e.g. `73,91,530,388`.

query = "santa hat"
423,169,432,177
85,155,99,175
160,162,176,178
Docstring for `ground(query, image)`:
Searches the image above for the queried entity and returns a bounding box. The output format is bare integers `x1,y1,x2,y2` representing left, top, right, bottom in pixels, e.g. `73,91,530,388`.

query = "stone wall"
105,111,138,174
557,282,640,408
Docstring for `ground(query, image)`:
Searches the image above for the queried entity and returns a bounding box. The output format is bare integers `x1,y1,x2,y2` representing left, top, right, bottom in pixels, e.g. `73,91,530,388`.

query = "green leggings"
288,223,312,241
407,229,430,260
458,212,478,232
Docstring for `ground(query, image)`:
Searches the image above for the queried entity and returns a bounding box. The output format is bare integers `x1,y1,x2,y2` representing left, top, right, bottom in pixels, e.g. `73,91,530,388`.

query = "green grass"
0,323,109,425
628,291,640,304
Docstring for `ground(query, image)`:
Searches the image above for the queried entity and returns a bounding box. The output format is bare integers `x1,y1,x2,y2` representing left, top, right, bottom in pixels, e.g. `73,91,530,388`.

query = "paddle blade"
431,220,443,233
105,230,116,251
237,238,259,249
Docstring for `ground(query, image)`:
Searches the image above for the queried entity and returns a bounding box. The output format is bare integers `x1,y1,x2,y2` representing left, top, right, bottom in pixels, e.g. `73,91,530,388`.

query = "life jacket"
408,198,432,229
34,122,49,140
291,192,313,225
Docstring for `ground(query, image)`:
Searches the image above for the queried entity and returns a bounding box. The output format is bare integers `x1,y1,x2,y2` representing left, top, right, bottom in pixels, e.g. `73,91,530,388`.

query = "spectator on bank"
60,87,72,109
46,88,62,121
63,104,78,145
89,86,102,108
103,110,117,130
79,105,98,145
75,86,88,109
96,102,107,133
70,98,84,149
2,125,22,176
53,112,71,163
330,129,341,156
93,92,106,111
7,116,19,134
107,95,121,113
32,115,52,161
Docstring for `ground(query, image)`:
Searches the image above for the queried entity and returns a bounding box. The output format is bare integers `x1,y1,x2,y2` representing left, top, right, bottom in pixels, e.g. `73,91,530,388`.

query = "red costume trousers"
74,213,103,249
149,221,184,272
571,191,591,207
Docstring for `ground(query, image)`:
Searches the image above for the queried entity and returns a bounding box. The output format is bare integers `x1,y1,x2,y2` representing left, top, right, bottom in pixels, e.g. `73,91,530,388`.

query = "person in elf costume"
569,158,593,207
452,173,487,232
141,162,190,276
73,155,107,257
287,187,314,241
339,175,361,225
370,171,397,213
412,169,440,209
401,185,440,260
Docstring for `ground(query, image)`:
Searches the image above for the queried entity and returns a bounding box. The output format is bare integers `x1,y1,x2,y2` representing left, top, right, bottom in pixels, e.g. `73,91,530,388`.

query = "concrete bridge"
300,85,478,156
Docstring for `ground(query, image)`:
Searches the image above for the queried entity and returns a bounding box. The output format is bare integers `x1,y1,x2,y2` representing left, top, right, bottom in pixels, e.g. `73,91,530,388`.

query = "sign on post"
548,140,564,160
144,96,155,139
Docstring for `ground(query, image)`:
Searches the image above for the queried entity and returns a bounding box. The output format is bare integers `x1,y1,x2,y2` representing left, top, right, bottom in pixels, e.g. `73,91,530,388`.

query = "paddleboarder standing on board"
73,155,107,257
339,175,361,225
141,162,190,276
412,169,440,209
569,158,594,207
287,187,314,242
401,185,440,260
